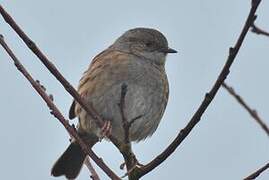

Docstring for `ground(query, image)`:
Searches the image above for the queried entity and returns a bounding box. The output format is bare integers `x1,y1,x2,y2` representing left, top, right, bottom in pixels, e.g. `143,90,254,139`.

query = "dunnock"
51,27,177,179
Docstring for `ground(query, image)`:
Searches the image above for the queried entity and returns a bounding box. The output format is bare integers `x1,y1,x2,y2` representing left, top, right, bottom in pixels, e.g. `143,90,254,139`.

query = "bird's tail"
51,142,86,179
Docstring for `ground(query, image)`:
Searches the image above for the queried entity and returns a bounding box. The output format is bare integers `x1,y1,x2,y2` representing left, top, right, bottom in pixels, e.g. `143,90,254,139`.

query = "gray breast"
84,57,169,142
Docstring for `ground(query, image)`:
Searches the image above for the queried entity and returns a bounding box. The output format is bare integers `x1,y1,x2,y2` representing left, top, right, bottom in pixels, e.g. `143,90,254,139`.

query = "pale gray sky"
0,0,268,179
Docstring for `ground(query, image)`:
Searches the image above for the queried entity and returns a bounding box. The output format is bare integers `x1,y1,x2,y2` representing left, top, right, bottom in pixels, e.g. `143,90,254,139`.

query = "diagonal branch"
0,35,120,180
136,0,262,178
0,4,121,148
222,82,269,136
244,162,269,180
0,4,142,179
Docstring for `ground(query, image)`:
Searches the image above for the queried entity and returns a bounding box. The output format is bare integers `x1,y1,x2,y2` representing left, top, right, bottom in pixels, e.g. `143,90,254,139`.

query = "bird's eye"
145,42,153,47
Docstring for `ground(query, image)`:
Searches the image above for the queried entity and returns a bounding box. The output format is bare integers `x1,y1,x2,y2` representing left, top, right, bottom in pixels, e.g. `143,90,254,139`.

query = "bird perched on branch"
51,27,177,179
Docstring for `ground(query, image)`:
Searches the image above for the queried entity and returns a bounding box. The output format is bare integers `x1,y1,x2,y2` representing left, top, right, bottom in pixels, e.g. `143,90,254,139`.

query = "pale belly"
76,55,169,142
78,76,168,142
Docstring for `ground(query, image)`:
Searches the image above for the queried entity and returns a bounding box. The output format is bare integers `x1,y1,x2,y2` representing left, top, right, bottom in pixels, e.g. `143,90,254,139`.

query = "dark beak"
167,48,177,53
161,47,177,54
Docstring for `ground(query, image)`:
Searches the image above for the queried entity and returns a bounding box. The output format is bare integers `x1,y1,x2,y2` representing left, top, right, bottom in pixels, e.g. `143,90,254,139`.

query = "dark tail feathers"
51,143,86,179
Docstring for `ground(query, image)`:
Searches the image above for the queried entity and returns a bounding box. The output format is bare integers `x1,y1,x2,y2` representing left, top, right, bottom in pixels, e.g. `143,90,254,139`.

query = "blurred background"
0,0,268,179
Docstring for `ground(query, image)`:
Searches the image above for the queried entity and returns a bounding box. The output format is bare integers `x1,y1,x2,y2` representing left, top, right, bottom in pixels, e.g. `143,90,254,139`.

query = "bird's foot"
120,160,144,178
99,120,112,141
120,160,143,170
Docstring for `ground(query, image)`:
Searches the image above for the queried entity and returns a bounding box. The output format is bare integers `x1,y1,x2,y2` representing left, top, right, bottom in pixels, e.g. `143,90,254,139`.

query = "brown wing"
68,49,112,120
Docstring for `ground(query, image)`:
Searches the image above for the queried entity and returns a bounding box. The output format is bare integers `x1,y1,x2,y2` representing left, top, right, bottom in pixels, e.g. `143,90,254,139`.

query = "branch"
244,162,269,180
251,24,269,37
222,82,269,136
136,0,262,178
119,83,130,144
84,156,101,180
0,5,140,179
118,83,142,144
0,35,120,180
0,4,121,148
118,84,142,180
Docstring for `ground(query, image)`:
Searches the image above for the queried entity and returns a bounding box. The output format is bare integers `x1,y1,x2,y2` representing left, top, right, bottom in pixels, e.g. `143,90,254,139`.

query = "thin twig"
222,82,269,136
118,83,143,144
84,156,101,180
0,35,120,180
136,0,262,178
0,4,121,148
118,83,141,180
0,4,143,179
251,24,269,37
244,162,269,180
119,83,130,144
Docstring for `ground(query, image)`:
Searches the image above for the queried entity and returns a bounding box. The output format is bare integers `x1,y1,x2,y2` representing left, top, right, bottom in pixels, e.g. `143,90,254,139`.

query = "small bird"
51,27,177,179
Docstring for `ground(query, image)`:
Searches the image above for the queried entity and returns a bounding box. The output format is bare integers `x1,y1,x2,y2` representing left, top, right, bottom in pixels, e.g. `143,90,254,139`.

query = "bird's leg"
120,154,143,170
120,142,143,179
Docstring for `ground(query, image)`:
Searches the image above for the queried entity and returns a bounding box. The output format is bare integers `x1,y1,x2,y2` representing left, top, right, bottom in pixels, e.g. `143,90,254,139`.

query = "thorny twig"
0,4,140,179
0,35,120,180
0,4,122,148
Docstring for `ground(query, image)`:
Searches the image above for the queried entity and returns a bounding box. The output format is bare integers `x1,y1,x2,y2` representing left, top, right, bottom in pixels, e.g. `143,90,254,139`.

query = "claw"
99,120,112,141
120,161,144,178
120,160,143,170
120,162,125,170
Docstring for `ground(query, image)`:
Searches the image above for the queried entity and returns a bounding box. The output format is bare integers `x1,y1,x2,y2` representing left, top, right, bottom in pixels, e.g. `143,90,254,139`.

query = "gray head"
110,28,177,66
